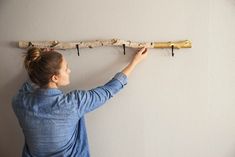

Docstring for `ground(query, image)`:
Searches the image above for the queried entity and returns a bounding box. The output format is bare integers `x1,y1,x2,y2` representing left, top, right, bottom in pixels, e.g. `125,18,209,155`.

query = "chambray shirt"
12,72,128,157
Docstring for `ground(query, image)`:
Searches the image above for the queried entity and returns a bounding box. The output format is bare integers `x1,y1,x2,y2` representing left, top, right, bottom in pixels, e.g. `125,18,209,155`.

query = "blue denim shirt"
12,72,128,157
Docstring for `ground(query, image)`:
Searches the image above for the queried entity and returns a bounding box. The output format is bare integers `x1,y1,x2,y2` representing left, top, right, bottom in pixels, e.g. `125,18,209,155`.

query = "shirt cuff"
113,72,128,86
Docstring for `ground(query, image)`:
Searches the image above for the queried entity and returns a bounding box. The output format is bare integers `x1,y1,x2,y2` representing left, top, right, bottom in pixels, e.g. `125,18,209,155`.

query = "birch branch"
18,39,192,50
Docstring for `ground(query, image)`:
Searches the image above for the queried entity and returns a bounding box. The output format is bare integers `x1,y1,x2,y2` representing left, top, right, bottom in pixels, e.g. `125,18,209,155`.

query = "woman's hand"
121,47,148,77
131,47,148,66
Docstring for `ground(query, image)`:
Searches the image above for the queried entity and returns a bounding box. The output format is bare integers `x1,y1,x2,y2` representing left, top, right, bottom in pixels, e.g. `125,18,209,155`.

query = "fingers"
138,47,148,55
131,47,148,65
142,48,148,54
139,47,146,53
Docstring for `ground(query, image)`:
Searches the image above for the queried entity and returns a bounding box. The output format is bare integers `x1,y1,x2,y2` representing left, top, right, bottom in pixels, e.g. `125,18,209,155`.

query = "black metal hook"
28,42,34,47
171,45,174,57
122,44,126,55
76,44,80,56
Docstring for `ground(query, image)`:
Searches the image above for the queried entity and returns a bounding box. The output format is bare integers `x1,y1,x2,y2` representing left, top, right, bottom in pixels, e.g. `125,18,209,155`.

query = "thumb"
138,47,147,55
137,47,145,54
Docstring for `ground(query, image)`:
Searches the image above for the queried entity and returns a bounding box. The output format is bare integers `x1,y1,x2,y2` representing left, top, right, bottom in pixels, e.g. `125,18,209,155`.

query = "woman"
12,47,148,157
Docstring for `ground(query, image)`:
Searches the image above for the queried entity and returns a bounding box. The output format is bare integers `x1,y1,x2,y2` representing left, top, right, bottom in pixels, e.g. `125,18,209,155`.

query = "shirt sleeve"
67,72,128,117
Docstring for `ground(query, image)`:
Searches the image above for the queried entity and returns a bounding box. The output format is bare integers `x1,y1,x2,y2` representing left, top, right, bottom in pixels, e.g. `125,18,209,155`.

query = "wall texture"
0,0,234,157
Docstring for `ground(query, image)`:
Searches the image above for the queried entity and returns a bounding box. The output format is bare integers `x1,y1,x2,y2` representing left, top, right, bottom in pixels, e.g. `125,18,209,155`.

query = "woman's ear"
51,75,59,83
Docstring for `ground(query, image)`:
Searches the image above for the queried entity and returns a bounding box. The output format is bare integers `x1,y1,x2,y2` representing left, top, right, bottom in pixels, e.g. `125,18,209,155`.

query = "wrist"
130,60,138,67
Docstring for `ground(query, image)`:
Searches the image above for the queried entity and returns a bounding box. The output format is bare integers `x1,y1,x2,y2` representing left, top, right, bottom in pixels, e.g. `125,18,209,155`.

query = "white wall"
0,0,234,157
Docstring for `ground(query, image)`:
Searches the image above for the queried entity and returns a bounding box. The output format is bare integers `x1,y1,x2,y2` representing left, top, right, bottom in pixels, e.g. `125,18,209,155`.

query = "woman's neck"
46,82,58,89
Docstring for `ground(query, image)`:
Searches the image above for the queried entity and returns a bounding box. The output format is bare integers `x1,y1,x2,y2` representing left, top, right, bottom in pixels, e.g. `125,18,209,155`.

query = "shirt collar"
35,88,63,96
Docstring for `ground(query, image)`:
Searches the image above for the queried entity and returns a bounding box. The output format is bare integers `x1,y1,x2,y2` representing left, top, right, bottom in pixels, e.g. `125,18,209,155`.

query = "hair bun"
28,48,41,61
24,47,42,70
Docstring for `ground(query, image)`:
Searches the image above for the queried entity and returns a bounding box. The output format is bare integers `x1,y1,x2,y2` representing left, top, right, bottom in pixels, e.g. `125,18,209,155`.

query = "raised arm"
69,47,148,117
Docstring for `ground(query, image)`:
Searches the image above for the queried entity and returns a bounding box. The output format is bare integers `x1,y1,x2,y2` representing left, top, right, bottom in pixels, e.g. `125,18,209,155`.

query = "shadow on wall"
0,70,26,157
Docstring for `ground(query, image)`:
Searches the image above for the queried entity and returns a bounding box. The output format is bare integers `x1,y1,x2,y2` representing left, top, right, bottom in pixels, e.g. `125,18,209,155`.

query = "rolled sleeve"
113,72,128,87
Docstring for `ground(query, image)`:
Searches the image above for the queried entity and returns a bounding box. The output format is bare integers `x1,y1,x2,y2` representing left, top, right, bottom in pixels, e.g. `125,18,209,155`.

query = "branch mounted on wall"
18,39,192,57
